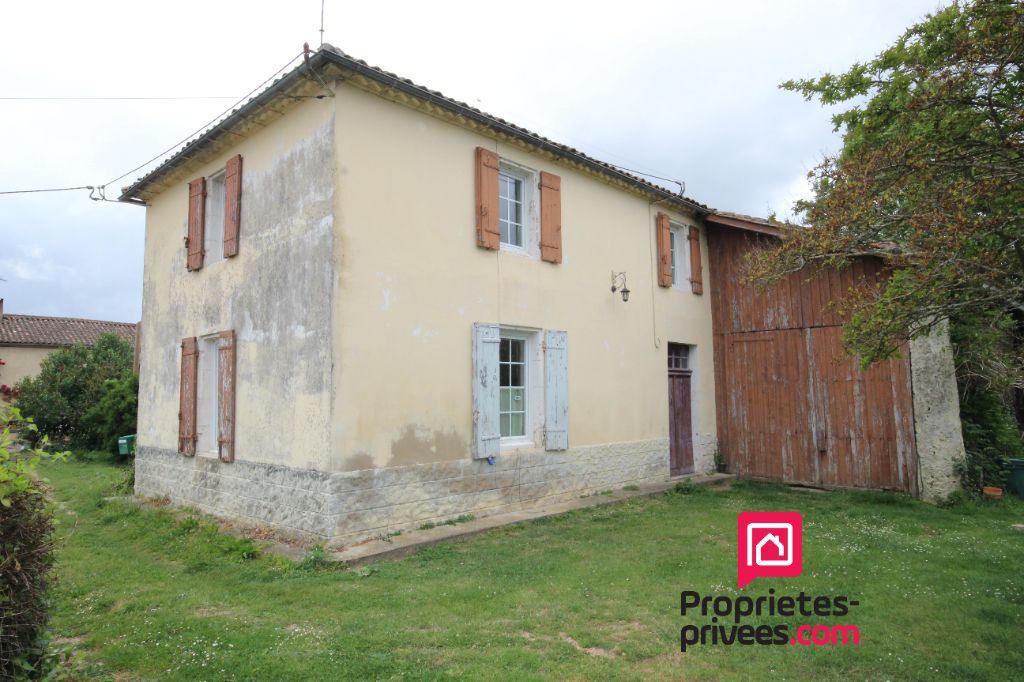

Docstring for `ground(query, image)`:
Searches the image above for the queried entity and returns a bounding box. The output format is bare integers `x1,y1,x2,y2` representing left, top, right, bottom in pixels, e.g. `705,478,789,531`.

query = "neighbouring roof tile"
0,314,136,348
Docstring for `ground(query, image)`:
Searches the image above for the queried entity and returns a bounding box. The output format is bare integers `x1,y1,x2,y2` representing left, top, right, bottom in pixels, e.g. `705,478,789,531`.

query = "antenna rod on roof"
320,0,325,46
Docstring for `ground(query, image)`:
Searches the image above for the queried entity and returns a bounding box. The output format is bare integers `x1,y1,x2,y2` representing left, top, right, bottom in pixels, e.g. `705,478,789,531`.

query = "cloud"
0,0,945,319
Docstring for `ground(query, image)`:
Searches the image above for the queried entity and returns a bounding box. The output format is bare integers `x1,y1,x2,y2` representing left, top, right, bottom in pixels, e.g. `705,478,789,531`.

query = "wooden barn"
704,212,962,500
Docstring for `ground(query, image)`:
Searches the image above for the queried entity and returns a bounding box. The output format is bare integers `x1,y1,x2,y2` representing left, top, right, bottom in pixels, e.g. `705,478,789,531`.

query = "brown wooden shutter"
656,212,672,287
187,177,206,271
217,330,236,463
178,337,198,456
539,171,562,263
688,225,703,294
223,155,242,258
475,147,500,250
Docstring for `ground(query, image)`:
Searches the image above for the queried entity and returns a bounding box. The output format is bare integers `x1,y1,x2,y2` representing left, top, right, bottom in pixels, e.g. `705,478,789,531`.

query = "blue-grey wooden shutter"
472,323,501,458
544,330,569,450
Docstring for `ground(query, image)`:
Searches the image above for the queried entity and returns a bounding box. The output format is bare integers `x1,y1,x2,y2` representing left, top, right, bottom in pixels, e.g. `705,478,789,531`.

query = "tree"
749,0,1024,368
14,333,134,449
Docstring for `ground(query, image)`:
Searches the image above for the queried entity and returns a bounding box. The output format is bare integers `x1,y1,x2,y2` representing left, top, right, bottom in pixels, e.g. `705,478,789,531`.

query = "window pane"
500,364,510,386
500,388,510,411
510,363,522,387
500,413,511,438
500,339,510,362
510,387,524,408
670,231,677,283
509,413,524,437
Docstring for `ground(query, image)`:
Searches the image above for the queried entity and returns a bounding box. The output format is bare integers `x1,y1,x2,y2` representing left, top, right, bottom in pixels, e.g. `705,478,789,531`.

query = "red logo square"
738,512,803,588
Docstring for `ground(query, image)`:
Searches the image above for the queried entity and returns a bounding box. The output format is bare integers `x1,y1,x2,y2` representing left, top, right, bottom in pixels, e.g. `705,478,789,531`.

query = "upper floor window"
204,170,227,265
499,172,523,247
186,154,242,272
499,162,533,250
475,148,561,263
669,221,690,287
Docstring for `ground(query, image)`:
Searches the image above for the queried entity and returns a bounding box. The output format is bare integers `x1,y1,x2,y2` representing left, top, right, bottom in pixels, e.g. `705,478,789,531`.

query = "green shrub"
950,313,1024,494
667,480,705,496
82,374,139,454
0,407,67,679
15,333,133,450
958,386,1020,492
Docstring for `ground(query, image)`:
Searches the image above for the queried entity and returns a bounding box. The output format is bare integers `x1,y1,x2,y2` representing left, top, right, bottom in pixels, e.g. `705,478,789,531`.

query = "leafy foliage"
0,406,67,679
82,374,139,454
1,407,67,507
950,313,1024,492
749,0,1024,366
15,334,134,450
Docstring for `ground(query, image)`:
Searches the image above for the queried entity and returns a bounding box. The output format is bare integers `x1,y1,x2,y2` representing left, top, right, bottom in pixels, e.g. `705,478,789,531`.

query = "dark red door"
669,371,694,476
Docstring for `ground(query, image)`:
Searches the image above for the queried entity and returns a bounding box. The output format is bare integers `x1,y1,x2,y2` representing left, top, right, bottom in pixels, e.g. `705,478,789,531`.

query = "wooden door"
669,372,694,476
718,326,915,491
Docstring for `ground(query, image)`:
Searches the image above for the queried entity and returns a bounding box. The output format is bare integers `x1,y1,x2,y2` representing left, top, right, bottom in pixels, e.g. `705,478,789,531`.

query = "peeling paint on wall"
137,102,336,470
389,425,468,466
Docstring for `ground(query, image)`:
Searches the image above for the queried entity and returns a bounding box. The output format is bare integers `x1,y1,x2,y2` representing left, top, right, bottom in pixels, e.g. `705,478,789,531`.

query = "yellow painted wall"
137,97,337,469
330,84,716,471
138,77,718,473
0,345,55,388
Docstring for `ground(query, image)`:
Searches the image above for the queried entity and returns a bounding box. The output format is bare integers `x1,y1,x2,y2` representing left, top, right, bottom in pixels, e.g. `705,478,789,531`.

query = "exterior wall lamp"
610,271,630,302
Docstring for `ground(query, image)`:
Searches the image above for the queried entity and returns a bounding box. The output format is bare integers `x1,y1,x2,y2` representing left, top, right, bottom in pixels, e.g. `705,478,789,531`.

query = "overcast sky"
0,0,945,322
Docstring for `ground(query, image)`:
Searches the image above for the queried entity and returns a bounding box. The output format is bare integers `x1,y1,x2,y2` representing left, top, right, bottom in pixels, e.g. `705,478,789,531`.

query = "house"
0,299,137,398
122,45,962,546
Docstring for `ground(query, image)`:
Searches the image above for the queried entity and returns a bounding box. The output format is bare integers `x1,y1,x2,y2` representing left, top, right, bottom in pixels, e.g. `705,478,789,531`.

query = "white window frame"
204,169,226,265
669,221,690,288
498,160,539,258
499,327,542,449
196,333,221,455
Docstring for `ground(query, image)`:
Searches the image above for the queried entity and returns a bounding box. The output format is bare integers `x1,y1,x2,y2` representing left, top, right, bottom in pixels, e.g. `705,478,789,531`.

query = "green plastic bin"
117,434,136,456
1008,458,1024,499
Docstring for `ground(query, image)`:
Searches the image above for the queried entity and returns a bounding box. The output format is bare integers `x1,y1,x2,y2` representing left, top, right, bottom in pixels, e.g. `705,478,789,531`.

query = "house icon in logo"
737,512,802,587
746,523,794,567
756,533,786,565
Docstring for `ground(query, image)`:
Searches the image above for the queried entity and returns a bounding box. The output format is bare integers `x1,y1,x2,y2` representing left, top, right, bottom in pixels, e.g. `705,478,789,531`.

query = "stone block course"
135,438,673,546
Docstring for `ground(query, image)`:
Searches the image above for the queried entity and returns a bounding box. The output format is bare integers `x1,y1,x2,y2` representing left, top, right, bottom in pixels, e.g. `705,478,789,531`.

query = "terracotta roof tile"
119,45,710,216
0,314,136,348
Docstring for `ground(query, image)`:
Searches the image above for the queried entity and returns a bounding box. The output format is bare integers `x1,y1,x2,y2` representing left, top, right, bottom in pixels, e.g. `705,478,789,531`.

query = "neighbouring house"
121,45,963,546
0,299,137,399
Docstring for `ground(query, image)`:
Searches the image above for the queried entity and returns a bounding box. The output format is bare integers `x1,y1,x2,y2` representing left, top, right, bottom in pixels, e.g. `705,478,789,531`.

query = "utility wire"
1,51,308,201
100,50,306,192
0,96,242,101
0,185,93,195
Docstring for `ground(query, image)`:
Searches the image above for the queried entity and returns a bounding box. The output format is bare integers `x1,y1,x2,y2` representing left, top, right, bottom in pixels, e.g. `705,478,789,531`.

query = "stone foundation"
135,439,671,546
909,321,965,503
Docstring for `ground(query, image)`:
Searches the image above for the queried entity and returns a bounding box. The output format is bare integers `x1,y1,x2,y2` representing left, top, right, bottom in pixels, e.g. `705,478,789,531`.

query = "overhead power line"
1,50,310,203
0,185,93,195
0,96,242,101
101,50,307,192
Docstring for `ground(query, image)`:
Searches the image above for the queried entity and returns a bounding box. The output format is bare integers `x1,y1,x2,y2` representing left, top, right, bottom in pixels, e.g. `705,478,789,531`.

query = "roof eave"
118,49,335,203
119,47,710,216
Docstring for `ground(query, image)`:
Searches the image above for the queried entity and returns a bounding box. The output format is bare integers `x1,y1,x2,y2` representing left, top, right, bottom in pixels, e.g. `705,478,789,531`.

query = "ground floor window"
196,334,221,454
472,323,567,457
668,342,690,372
500,336,527,438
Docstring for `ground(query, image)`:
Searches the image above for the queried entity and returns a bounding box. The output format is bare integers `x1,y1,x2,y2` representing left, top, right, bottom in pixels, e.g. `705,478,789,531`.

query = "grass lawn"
42,458,1024,681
